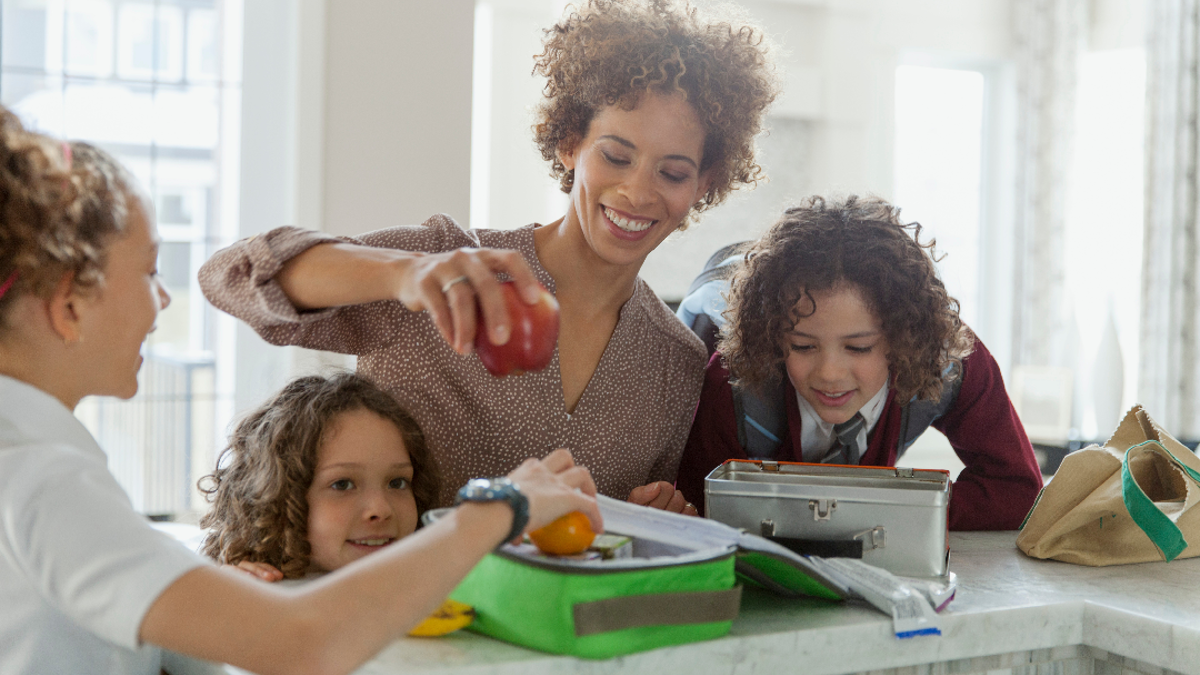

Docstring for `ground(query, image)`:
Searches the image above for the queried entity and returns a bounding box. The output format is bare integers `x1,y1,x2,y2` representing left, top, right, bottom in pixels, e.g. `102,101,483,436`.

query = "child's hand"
627,481,699,516
224,561,284,583
508,448,603,536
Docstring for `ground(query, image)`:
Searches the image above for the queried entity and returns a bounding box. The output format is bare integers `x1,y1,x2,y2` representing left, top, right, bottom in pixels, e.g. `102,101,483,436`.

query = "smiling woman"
553,91,712,271
199,0,779,513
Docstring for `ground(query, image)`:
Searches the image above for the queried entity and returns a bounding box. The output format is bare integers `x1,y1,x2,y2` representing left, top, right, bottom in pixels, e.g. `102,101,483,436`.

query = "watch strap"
455,477,530,546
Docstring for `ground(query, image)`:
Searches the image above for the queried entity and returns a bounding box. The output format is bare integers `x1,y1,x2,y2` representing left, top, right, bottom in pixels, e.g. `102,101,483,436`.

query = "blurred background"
2,0,1184,516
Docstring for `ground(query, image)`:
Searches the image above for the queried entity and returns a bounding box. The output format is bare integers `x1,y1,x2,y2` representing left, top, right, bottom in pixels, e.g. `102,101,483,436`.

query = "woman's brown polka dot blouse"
198,214,707,507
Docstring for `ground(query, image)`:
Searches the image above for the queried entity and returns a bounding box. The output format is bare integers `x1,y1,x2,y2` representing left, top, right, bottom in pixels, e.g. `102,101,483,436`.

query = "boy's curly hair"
721,195,974,404
533,0,777,224
0,106,134,329
199,373,441,579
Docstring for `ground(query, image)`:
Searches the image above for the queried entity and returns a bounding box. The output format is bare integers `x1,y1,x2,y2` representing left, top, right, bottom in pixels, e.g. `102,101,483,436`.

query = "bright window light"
893,65,985,329
2,0,243,516
1064,49,1144,438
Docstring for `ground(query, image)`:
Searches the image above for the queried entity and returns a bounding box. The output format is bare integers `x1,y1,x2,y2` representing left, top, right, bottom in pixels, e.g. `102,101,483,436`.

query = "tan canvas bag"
1017,405,1200,566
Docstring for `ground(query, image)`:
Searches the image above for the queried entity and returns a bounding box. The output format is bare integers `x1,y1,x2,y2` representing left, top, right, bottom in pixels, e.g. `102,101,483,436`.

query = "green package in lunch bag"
431,495,852,659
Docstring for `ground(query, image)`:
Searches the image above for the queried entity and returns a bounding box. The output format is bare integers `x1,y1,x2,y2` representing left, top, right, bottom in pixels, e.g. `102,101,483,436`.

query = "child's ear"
45,271,84,345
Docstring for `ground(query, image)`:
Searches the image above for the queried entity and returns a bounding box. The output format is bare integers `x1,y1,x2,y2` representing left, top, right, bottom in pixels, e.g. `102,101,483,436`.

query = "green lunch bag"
431,495,850,659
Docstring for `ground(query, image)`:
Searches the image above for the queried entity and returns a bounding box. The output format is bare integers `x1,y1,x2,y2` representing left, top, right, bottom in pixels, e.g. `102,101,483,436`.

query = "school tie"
820,413,866,465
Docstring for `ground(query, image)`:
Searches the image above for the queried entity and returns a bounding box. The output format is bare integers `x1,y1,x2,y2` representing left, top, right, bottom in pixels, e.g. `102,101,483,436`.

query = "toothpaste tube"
898,572,957,613
807,557,942,638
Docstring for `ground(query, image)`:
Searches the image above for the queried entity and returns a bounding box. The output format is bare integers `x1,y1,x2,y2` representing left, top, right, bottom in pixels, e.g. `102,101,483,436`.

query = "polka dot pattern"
199,214,708,507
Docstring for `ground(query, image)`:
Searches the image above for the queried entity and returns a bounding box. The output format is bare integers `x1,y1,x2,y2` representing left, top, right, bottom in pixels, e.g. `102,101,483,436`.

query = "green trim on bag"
1174,452,1200,483
1019,486,1046,530
1121,440,1195,562
735,551,842,600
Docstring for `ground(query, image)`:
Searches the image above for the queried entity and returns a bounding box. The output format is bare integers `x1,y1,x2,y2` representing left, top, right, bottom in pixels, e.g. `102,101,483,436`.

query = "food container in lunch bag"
705,459,952,578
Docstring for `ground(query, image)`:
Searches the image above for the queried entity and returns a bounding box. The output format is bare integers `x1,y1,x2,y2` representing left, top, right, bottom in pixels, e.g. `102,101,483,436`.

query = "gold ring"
441,275,469,294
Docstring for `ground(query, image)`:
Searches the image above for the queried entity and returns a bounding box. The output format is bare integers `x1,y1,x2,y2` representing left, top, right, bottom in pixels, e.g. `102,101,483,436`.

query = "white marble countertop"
355,532,1200,675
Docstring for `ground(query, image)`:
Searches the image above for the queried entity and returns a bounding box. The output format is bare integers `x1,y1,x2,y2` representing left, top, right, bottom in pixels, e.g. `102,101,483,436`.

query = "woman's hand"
393,247,545,355
224,561,284,582
274,241,546,355
508,448,603,535
627,481,699,516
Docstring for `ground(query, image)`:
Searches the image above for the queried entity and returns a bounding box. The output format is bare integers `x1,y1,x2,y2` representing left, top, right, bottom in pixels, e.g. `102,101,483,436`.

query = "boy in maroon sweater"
676,196,1042,530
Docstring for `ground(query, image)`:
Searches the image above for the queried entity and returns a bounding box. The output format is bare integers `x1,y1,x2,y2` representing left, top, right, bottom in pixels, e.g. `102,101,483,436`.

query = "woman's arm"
198,219,547,355
275,239,542,354
141,450,600,675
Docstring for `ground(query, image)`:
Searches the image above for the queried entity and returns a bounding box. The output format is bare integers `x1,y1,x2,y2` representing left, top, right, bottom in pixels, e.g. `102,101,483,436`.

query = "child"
676,195,1043,530
0,105,600,675
200,373,441,579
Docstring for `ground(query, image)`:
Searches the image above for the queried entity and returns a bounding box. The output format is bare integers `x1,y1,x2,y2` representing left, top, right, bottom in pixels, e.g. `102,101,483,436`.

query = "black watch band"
454,477,530,546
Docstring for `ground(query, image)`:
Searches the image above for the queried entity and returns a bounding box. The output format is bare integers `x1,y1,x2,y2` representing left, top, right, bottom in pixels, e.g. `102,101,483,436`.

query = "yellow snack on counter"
408,598,476,637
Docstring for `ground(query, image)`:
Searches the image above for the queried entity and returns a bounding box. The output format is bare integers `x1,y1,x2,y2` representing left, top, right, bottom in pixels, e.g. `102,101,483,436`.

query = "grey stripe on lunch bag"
571,586,743,637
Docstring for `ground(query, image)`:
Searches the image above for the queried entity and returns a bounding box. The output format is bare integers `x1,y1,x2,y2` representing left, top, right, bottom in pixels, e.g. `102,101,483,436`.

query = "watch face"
461,477,513,501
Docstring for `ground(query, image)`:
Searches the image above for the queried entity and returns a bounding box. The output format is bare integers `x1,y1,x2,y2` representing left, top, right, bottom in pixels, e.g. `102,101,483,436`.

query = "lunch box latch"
761,460,780,472
808,499,837,521
895,468,914,478
852,526,887,551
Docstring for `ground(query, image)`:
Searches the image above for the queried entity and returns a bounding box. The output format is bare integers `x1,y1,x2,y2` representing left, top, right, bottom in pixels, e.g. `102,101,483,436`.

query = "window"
891,64,992,479
893,50,1146,447
2,0,242,516
1063,49,1144,439
893,65,986,330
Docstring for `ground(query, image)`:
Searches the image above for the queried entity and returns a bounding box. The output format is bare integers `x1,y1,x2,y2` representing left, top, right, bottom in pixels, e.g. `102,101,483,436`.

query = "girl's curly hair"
199,372,441,579
721,195,974,404
533,0,777,224
0,106,134,329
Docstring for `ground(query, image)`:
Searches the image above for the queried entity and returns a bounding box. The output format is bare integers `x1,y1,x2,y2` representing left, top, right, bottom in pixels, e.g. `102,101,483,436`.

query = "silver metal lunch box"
704,459,951,577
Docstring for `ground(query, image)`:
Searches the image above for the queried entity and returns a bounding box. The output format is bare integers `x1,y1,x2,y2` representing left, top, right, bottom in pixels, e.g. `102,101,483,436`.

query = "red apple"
474,281,560,376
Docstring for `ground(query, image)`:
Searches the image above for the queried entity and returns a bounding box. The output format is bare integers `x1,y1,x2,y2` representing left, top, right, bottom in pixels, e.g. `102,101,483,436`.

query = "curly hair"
199,372,441,579
533,0,777,223
0,106,134,329
721,195,975,404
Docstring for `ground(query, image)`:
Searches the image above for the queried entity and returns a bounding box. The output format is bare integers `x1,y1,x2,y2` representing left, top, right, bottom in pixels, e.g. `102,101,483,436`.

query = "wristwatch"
454,477,529,545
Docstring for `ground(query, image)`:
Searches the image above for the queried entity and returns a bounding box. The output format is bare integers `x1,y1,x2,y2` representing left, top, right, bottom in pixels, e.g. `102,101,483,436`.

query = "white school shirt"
0,375,209,675
797,381,890,462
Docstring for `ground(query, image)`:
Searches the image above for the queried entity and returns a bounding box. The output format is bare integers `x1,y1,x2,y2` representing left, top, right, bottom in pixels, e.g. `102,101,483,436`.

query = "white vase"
1091,304,1125,436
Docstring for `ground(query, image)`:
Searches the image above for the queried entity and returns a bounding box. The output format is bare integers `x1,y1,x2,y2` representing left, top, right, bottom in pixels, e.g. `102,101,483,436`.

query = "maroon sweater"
676,339,1043,530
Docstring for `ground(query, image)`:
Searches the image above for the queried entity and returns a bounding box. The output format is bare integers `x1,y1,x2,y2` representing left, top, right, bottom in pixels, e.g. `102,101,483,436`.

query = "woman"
0,107,599,675
199,0,778,510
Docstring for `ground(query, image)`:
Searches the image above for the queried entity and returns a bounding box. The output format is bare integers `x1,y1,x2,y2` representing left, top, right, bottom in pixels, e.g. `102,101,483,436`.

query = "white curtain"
1141,0,1200,437
1011,0,1087,370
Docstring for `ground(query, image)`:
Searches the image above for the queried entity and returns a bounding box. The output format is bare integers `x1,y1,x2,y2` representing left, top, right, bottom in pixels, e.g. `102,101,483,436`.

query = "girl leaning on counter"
0,107,600,674
199,0,778,512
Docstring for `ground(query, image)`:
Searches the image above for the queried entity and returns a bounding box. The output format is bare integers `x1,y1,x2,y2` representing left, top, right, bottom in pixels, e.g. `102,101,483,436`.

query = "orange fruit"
528,511,596,556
